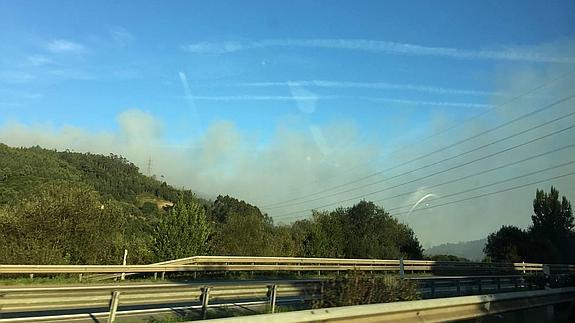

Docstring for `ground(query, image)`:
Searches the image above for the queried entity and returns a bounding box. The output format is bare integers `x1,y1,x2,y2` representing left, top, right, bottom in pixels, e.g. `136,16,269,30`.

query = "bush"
313,272,420,308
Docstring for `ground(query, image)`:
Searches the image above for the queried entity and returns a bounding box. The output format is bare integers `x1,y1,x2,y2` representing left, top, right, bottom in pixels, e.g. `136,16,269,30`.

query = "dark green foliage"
484,225,529,263
314,273,419,308
209,195,276,256
484,186,575,264
141,201,159,215
532,186,574,232
0,143,190,205
0,182,125,264
295,201,424,259
1,143,426,266
0,144,81,203
56,151,190,204
529,186,575,263
0,144,195,265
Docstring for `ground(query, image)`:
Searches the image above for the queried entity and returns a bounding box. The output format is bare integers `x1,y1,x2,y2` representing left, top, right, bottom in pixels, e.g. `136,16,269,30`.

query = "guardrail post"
29,273,34,279
268,284,278,313
201,286,211,320
546,304,555,320
276,262,279,276
78,273,83,282
455,279,461,296
543,264,551,288
153,272,157,280
477,278,482,293
121,249,128,281
496,277,501,291
108,291,121,323
522,261,526,274
399,258,405,279
161,271,165,280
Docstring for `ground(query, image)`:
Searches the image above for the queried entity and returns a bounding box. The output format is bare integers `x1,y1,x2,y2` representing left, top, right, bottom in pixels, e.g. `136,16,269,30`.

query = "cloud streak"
238,80,503,96
182,39,575,63
188,95,493,108
0,71,36,84
47,39,87,54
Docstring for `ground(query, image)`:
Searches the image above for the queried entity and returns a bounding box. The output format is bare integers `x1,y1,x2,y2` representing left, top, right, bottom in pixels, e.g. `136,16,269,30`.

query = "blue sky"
1,1,575,245
2,0,574,143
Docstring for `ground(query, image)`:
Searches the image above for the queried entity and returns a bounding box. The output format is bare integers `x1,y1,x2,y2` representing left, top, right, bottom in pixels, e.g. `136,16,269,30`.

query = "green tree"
483,225,528,262
531,186,573,233
153,195,210,261
0,182,126,264
529,186,574,263
208,195,276,256
342,201,423,259
211,211,274,256
292,201,423,259
293,210,346,258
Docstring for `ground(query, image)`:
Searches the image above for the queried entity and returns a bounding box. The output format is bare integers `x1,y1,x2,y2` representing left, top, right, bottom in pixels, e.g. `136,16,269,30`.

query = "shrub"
313,272,420,308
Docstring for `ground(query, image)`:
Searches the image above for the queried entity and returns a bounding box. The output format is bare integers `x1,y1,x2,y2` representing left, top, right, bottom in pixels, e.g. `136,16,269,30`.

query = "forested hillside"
0,144,423,265
0,144,193,205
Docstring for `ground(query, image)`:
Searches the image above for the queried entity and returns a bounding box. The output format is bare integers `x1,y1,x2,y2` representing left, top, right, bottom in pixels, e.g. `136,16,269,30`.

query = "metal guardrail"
2,256,569,276
0,274,566,322
203,287,575,323
0,280,321,322
409,275,535,298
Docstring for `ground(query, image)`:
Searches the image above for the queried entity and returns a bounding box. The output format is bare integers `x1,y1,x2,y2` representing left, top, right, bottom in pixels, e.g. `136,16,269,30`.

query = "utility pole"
146,157,152,176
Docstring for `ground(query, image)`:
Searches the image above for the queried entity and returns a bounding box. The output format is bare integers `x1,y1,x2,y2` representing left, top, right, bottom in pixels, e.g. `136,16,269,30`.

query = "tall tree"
484,187,574,264
153,195,210,261
531,186,573,233
529,186,574,263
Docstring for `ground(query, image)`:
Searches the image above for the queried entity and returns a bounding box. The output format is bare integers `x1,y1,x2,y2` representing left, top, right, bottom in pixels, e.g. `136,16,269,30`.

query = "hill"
424,238,487,261
0,143,193,206
0,143,425,266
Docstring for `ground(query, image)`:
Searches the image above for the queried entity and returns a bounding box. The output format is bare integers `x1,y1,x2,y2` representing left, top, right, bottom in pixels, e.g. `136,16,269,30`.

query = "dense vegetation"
484,186,575,264
313,273,419,308
0,144,423,265
3,144,571,266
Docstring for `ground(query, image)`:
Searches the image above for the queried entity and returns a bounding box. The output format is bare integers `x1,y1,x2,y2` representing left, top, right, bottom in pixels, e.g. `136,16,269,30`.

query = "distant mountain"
425,238,487,261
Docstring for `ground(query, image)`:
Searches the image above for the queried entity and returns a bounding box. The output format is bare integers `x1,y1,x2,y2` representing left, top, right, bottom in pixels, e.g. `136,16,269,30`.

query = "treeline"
484,186,575,264
0,144,423,265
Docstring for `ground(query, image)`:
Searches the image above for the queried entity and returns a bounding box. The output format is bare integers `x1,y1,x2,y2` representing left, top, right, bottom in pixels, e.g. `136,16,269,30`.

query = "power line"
263,89,575,208
372,143,575,205
392,171,575,217
273,122,575,219
259,69,575,205
267,104,575,210
384,159,575,213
